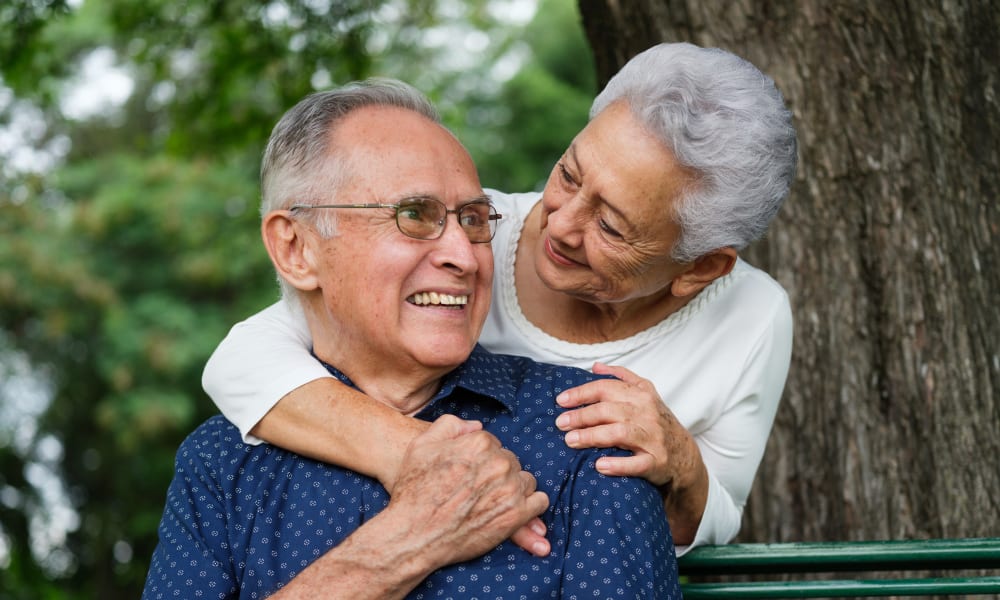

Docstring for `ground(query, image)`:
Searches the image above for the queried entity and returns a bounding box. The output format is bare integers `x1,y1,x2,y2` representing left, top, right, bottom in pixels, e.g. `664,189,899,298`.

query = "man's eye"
460,205,491,227
399,204,430,221
460,212,483,227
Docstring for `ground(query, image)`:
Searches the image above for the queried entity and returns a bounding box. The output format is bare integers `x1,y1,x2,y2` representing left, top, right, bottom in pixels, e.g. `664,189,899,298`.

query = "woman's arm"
202,300,429,487
252,378,428,491
681,297,793,548
202,300,550,555
203,302,326,436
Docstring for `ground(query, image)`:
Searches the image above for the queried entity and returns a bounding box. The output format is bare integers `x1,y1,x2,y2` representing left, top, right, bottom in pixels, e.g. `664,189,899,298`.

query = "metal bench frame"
678,538,1000,598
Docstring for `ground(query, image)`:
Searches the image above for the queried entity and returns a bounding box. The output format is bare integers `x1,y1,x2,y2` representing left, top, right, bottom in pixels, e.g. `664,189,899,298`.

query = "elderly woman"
202,42,798,555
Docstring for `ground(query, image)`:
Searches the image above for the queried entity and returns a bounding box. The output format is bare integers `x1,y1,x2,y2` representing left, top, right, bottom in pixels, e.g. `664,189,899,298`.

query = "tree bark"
579,0,1000,544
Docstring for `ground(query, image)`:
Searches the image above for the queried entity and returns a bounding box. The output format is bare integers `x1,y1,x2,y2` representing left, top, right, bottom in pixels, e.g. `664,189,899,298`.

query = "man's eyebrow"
392,193,492,204
382,192,436,203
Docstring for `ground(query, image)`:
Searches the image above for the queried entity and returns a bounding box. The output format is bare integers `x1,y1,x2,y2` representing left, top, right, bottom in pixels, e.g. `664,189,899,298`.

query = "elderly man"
142,80,680,599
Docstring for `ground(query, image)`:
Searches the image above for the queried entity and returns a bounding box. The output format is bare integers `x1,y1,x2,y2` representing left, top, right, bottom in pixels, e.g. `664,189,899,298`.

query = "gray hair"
260,78,440,299
261,77,441,222
591,43,798,262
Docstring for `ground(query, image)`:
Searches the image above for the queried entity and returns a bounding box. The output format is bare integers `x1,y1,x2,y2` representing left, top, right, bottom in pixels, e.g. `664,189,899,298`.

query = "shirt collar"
314,345,518,415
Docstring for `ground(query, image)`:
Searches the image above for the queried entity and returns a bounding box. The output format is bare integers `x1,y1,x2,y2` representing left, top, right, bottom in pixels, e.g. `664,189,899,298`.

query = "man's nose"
432,215,481,273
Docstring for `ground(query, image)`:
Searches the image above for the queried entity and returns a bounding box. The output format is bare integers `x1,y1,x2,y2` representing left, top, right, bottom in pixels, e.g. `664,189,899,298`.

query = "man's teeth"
409,292,469,306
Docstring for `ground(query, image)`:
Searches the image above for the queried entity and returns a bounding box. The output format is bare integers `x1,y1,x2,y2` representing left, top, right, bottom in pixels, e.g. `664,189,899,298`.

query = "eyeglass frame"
288,195,502,243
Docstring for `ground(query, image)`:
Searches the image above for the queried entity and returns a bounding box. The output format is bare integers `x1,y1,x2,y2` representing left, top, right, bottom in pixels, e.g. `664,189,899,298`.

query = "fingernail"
531,520,546,536
555,414,570,429
564,431,579,446
556,393,569,406
533,541,550,556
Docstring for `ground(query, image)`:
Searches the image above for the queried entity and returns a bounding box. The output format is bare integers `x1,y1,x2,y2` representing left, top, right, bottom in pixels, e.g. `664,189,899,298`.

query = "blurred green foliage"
0,0,594,597
1,151,271,596
464,0,596,190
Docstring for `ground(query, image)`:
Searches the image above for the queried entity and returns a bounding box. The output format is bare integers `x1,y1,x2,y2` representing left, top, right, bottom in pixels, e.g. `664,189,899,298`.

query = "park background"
1,0,997,597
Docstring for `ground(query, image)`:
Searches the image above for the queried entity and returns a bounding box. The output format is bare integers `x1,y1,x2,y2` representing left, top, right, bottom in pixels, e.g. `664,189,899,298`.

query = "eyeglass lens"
396,198,497,242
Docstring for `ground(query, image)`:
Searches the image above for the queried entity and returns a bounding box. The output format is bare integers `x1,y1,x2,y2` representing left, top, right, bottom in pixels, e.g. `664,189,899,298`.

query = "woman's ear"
261,211,320,292
670,247,738,298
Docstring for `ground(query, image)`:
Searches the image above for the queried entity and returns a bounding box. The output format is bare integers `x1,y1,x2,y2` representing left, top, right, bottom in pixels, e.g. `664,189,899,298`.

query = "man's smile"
406,292,470,306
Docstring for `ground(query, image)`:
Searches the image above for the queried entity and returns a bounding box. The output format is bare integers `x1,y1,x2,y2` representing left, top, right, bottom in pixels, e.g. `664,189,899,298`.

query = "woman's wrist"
377,417,430,493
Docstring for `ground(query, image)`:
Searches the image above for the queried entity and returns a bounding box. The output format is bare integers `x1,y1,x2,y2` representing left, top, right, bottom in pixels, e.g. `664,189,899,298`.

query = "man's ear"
670,247,738,298
261,211,320,292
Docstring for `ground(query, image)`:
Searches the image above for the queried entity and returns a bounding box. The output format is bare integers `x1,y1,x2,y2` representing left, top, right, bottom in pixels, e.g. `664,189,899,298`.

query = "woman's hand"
555,363,709,544
554,363,699,489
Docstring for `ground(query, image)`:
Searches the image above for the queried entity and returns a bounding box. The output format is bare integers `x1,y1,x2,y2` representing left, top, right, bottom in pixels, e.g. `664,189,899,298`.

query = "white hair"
591,43,798,262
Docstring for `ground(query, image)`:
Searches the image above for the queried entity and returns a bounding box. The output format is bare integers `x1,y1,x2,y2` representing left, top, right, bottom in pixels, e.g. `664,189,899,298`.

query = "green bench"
678,538,1000,598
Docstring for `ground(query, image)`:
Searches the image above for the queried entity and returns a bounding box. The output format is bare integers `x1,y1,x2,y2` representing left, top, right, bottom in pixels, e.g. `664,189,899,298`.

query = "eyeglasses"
289,196,502,243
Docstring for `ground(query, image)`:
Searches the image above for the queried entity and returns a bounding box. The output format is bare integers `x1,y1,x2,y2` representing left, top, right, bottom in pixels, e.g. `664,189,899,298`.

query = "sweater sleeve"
678,286,793,554
201,300,332,444
674,470,741,556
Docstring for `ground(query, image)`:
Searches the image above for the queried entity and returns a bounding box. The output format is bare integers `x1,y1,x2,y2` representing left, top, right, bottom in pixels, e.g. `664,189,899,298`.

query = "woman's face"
533,101,696,305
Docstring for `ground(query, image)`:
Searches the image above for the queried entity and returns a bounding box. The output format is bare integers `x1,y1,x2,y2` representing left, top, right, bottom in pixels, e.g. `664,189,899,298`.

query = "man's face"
306,106,493,381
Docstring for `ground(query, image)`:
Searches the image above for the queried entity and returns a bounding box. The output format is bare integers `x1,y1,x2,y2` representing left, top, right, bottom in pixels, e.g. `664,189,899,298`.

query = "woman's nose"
543,192,584,246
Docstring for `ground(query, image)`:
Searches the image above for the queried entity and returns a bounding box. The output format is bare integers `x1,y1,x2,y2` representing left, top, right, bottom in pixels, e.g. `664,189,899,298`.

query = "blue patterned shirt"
143,346,681,599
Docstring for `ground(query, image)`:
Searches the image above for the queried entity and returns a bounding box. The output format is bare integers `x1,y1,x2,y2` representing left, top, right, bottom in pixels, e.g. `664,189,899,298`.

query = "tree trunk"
579,0,1000,544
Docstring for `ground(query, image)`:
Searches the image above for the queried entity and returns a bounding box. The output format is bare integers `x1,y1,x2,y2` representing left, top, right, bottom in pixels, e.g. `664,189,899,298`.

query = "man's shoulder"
463,350,661,503
181,414,238,447
173,415,244,465
467,346,606,393
175,415,376,491
464,348,617,450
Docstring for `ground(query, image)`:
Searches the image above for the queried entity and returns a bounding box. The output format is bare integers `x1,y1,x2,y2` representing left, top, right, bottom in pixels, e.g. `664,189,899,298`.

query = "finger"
523,490,550,520
509,520,550,557
422,414,483,441
463,439,526,487
556,375,649,410
591,362,645,385
563,421,639,450
518,469,538,495
527,516,546,536
594,453,657,479
556,378,615,408
556,401,628,432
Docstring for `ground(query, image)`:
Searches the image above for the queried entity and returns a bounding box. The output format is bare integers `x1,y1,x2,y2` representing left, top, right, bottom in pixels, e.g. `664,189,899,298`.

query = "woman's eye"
599,219,622,238
558,163,578,187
